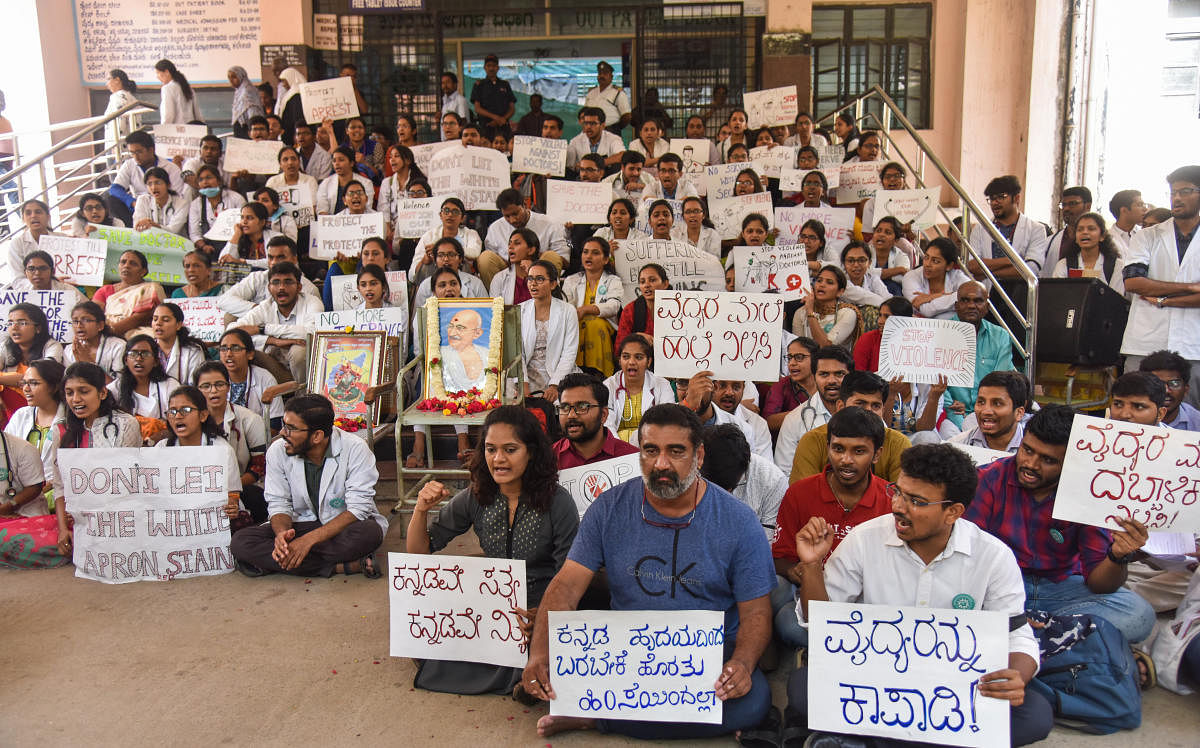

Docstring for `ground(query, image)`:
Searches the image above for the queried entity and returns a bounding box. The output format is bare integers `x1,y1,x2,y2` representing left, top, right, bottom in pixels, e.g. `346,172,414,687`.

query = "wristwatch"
1156,297,1165,309
1106,547,1136,565
258,323,267,335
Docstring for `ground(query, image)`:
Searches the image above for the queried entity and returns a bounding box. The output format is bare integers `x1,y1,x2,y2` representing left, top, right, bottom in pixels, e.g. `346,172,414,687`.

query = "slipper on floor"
1131,647,1156,690
738,705,782,748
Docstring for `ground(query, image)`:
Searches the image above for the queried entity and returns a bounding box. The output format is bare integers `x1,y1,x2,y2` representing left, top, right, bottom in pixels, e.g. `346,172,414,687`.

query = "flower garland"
419,296,505,414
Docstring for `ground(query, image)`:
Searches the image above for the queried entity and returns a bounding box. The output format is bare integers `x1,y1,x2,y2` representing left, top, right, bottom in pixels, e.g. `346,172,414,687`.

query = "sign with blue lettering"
808,601,1009,747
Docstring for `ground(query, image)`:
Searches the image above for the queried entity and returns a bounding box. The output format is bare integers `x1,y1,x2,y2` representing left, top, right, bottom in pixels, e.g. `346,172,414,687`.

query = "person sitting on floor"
552,372,638,470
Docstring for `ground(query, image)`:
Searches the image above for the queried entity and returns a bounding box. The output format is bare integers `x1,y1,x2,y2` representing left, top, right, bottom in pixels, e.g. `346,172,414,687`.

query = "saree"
0,515,68,570
99,281,165,338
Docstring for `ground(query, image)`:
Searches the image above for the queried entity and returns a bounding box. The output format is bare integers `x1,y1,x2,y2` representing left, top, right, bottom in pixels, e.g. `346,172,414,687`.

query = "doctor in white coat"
520,260,579,402
603,334,676,445
967,176,1050,279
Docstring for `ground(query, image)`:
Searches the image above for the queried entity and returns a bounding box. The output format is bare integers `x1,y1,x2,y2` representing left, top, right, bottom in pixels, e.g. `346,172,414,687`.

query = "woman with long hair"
188,163,245,256
901,237,972,320
154,59,202,124
5,251,86,306
409,197,481,283
488,228,541,305
253,186,299,243
520,260,579,402
629,117,668,169
602,334,675,444
63,301,124,380
8,199,60,274
869,216,912,294
839,240,890,309
1052,211,1126,293
321,236,393,311
592,198,648,253
220,202,277,266
103,69,141,161
70,192,124,237
132,167,189,236
833,112,861,156
227,66,265,139
0,302,62,384
671,195,721,258
218,328,283,430
150,302,208,384
407,405,578,696
108,334,179,444
378,144,427,246
614,263,669,357
395,113,420,149
733,168,764,197
800,219,833,273
645,199,675,240
562,236,624,376
3,359,67,526
355,264,390,310
157,385,245,526
264,145,319,242
720,109,750,162
315,146,374,215
793,264,861,348
339,116,384,183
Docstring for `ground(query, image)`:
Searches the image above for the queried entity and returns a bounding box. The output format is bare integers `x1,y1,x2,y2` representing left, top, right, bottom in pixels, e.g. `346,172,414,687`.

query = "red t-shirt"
771,468,893,564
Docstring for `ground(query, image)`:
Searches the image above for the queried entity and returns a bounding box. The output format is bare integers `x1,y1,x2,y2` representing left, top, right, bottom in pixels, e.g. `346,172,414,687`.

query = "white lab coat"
133,193,190,236
315,173,374,215
264,428,386,533
900,267,974,320
560,271,624,330
159,80,202,125
1120,218,1200,359
519,297,580,387
603,370,676,445
968,213,1050,273
3,403,67,465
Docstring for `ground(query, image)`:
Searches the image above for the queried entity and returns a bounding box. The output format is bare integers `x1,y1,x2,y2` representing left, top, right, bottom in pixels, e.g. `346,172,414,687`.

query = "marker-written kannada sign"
92,225,191,286
511,136,568,176
557,454,641,518
807,601,1009,748
709,192,774,240
311,213,387,260
838,162,883,203
1053,414,1200,532
152,124,208,161
731,244,811,301
223,137,283,175
39,235,107,286
743,85,798,129
612,240,725,304
654,290,784,382
548,609,725,725
546,180,611,225
774,205,856,254
428,146,508,211
60,446,234,584
388,552,529,667
878,317,977,387
299,77,361,124
173,297,225,342
0,288,76,342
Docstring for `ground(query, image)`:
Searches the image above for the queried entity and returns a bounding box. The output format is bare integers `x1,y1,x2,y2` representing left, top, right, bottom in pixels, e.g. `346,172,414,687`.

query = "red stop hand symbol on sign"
583,471,611,501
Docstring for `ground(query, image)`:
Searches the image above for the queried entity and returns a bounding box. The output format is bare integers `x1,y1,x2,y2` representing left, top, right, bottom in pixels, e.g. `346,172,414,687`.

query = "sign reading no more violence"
654,290,784,382
877,316,977,387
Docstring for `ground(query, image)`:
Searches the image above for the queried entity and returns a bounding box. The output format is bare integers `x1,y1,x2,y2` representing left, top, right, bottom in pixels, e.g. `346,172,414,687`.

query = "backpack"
1027,612,1141,734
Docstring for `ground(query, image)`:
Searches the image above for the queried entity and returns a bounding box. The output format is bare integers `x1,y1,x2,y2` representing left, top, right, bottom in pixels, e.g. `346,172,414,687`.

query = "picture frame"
309,330,388,428
423,297,505,402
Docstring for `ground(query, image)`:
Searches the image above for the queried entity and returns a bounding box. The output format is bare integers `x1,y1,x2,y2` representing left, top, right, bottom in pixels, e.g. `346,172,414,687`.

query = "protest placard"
329,270,408,311
0,288,76,342
703,162,764,201
654,290,784,381
311,213,387,260
223,137,284,175
276,182,315,229
750,145,797,179
731,244,811,301
949,443,1011,467
669,138,712,184
817,144,845,169
877,317,976,387
635,197,683,236
709,192,774,240
410,141,456,176
389,552,529,667
318,306,408,341
865,187,942,233
548,609,725,724
172,297,226,342
612,240,726,304
60,446,234,584
511,135,568,176
39,235,107,286
545,180,611,224
838,162,883,203
91,225,192,286
743,85,798,129
151,124,208,161
774,205,856,254
779,167,839,192
392,197,438,239
427,146,508,211
298,77,360,124
557,453,641,517
808,601,1009,747
1051,414,1200,532
202,209,241,241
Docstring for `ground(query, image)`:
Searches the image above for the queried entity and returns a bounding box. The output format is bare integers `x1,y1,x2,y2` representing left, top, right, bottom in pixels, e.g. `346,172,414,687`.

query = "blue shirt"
942,317,1014,428
1168,400,1200,432
568,477,775,640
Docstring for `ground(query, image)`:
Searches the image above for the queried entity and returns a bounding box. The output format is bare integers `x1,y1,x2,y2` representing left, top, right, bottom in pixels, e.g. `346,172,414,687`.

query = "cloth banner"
92,225,192,286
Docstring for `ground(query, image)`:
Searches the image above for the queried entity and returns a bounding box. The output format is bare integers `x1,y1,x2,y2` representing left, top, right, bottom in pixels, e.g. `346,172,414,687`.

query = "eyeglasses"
1162,378,1185,390
526,275,550,284
556,402,599,416
218,345,247,353
72,318,98,326
1169,188,1199,198
8,320,34,328
683,209,704,215
126,350,154,360
440,207,463,216
24,265,51,273
843,256,870,264
986,193,1011,203
784,353,809,363
640,494,698,529
435,252,459,260
1059,200,1085,209
886,482,954,508
279,423,310,435
17,380,42,388
197,381,230,391
269,279,299,287
167,406,199,417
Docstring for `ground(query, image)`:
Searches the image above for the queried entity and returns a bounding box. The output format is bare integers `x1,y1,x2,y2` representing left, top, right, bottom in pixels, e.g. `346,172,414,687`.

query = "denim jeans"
770,575,810,648
1023,573,1156,643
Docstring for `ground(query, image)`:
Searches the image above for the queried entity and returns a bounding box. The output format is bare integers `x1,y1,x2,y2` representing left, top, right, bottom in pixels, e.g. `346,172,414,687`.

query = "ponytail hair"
155,59,193,100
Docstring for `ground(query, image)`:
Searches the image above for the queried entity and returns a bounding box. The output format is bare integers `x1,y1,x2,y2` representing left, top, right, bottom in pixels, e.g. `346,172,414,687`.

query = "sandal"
780,711,808,748
338,554,383,579
405,453,427,469
738,705,782,747
1131,647,1156,690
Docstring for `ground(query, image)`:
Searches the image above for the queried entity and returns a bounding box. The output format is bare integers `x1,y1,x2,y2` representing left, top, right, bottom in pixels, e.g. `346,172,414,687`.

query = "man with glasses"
230,393,385,578
675,371,769,460
1040,185,1093,277
942,281,1014,431
552,372,637,470
218,236,319,317
966,174,1050,280
230,261,322,384
478,188,567,287
654,153,698,201
1139,349,1200,431
781,443,1053,747
774,346,853,472
522,403,775,741
411,237,487,311
565,106,624,174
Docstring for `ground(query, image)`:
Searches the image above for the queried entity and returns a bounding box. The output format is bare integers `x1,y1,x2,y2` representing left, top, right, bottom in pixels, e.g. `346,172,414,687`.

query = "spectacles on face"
987,194,1011,203
18,379,42,389
886,482,954,508
197,381,230,392
269,279,299,288
72,318,98,326
24,265,51,273
683,208,704,216
1170,188,1199,198
440,207,463,216
1162,378,1185,390
526,275,550,285
1060,200,1084,209
435,252,459,260
167,406,199,417
9,320,34,328
126,349,154,360
784,353,809,363
556,402,599,416
279,423,310,435
218,345,248,354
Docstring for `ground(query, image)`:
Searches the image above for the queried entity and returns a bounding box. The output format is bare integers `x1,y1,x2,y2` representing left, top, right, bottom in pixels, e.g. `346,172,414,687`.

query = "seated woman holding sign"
253,187,299,244
0,304,65,419
406,405,578,697
265,147,318,232
645,199,675,240
93,249,165,339
4,251,87,306
132,167,189,237
562,236,623,377
188,164,245,258
792,264,861,348
69,193,124,237
156,385,246,529
670,196,721,258
410,197,482,285
377,145,426,244
170,250,221,299
219,203,278,267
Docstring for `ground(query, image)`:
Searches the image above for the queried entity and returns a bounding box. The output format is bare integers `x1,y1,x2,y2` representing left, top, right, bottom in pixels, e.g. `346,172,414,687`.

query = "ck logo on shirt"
629,529,700,598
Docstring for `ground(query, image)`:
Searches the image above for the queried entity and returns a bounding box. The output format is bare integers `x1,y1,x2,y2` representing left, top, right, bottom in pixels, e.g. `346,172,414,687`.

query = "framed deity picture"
423,297,505,401
309,331,388,427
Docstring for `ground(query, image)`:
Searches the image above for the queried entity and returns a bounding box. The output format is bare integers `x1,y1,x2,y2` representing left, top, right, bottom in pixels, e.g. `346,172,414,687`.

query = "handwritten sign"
318,306,408,341
92,225,191,285
39,235,107,286
731,244,811,301
750,145,797,179
410,141,457,176
869,188,941,230
1052,414,1200,532
173,297,225,342
545,180,611,225
151,124,208,161
774,205,856,254
878,317,977,387
709,192,774,240
511,136,568,176
743,85,799,129
949,443,1011,467
817,144,845,169
277,183,315,229
807,601,1009,747
556,454,641,518
780,167,839,192
298,77,361,124
224,137,283,175
60,446,234,584
612,240,725,305
838,162,883,203
548,609,725,724
388,552,529,667
311,213,387,260
329,271,408,311
654,290,783,382
390,197,437,239
0,288,76,342
428,146,508,211
635,198,683,236
202,209,241,241
669,138,712,185
703,163,764,201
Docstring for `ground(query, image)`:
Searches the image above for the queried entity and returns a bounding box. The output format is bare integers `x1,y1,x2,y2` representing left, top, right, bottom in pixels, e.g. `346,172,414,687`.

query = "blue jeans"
596,667,771,740
770,575,809,648
1023,573,1155,643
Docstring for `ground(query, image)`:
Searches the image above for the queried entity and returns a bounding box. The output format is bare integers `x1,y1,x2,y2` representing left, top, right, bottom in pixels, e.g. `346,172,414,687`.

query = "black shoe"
235,559,268,577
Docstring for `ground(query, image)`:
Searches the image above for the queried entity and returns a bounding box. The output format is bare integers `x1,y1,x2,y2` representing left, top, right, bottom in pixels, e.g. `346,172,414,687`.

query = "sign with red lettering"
654,290,784,382
838,162,883,203
1053,415,1200,532
427,146,509,211
877,316,976,386
557,453,641,517
298,77,361,124
545,179,610,224
40,235,107,286
744,85,799,129
731,244,811,301
388,552,529,667
774,205,856,255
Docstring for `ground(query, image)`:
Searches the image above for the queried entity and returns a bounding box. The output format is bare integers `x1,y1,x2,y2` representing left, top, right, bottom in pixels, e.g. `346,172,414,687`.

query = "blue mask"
199,186,221,198
271,207,285,220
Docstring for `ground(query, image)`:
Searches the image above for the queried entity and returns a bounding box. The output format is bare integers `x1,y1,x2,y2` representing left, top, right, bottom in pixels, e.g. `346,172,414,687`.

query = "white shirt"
1121,218,1200,358
264,428,386,533
565,131,625,170
219,402,268,475
841,270,890,308
107,377,180,420
441,90,470,119
133,193,191,236
316,173,374,215
299,145,334,181
1111,223,1138,256
1051,254,1126,295
46,411,143,499
603,370,677,445
0,430,48,517
560,271,624,329
411,226,484,274
411,271,488,312
159,80,202,124
113,157,186,200
483,211,569,260
188,191,246,244
774,395,832,471
730,453,789,537
3,403,66,465
968,213,1050,273
604,171,662,203
63,335,127,380
736,404,773,462
584,84,631,130
159,338,208,385
901,267,974,320
670,224,721,258
230,293,324,345
519,297,580,388
217,269,320,318
592,226,649,246
947,421,1025,453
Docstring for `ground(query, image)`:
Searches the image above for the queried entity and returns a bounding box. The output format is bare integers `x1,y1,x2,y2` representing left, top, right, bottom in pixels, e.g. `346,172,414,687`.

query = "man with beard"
552,373,638,469
942,281,1014,430
522,404,775,740
964,405,1156,643
230,261,323,384
948,370,1030,452
1139,350,1200,430
230,394,385,578
676,372,770,460
713,378,771,461
774,346,853,472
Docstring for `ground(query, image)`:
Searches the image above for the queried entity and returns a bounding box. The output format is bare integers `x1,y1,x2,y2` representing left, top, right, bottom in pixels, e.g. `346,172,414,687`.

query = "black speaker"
1036,278,1130,366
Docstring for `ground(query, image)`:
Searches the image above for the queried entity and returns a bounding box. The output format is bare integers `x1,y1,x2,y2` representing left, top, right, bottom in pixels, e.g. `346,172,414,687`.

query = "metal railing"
816,86,1038,372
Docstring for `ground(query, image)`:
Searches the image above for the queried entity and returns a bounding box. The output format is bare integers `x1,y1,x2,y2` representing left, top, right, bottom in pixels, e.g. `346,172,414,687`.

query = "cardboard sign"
731,244,811,301
703,162,764,201
949,443,1011,467
545,180,611,225
750,145,797,179
173,297,225,342
311,213,387,260
838,162,883,203
743,85,799,129
427,146,508,211
635,197,683,236
298,77,361,124
669,138,712,184
709,192,774,241
329,270,408,311
869,188,941,230
548,609,725,725
511,135,568,176
277,182,316,229
317,306,408,341
92,225,192,286
780,167,839,192
556,454,641,518
774,206,856,255
808,601,1009,747
816,144,845,169
389,552,529,667
392,197,438,239
39,235,107,286
612,240,725,305
0,288,77,342
1052,414,1200,532
151,124,208,161
223,137,283,175
61,446,234,584
410,141,456,177
654,290,784,382
202,209,241,241
877,317,977,387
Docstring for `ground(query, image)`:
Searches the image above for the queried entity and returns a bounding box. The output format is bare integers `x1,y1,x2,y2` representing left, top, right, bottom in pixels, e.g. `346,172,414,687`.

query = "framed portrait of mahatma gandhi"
423,296,505,401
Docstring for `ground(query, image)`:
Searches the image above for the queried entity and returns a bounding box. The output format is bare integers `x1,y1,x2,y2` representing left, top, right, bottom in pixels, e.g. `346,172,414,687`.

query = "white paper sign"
635,198,683,236
311,213,387,260
511,136,568,176
612,240,726,304
317,306,408,341
808,601,1009,747
410,141,457,177
949,443,1011,467
428,146,509,211
654,290,784,381
546,180,611,225
39,235,107,286
393,197,438,239
780,167,839,192
0,288,77,342
202,209,241,241
703,162,764,201
838,162,883,203
556,454,641,518
774,205,856,254
173,297,226,342
731,244,811,301
388,552,529,667
743,85,799,129
709,192,774,240
329,270,408,312
151,124,208,161
878,317,977,387
61,446,234,584
548,609,725,724
869,188,941,230
750,145,797,178
223,137,283,175
1052,414,1200,532
277,183,315,229
298,77,360,124
669,138,712,184
817,144,845,169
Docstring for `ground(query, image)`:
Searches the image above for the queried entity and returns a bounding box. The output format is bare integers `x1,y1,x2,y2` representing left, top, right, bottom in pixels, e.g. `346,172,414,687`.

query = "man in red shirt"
768,406,893,647
552,373,638,470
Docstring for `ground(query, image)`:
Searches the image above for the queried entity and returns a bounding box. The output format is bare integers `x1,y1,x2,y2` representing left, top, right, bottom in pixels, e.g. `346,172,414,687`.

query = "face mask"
270,207,284,220
199,187,221,198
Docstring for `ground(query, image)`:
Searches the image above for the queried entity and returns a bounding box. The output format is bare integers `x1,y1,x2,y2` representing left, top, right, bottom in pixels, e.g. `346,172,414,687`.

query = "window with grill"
811,4,931,129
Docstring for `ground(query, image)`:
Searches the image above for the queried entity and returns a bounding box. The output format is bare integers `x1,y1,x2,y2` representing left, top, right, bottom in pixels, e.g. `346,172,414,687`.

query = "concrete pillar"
763,0,812,108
